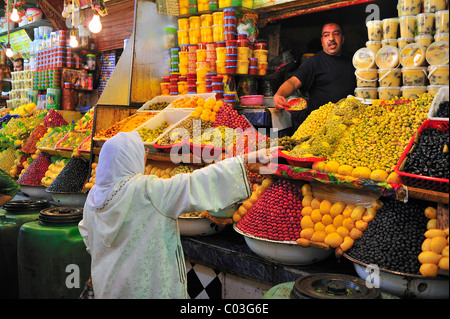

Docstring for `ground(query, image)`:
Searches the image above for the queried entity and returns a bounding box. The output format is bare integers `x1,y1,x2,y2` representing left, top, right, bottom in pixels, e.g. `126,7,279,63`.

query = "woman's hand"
244,146,282,165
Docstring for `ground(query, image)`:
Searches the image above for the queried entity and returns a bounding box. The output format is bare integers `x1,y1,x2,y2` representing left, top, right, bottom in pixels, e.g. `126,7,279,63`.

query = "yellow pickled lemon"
324,232,344,248
420,263,438,277
442,246,449,257
427,219,438,230
319,200,332,214
300,228,315,240
418,251,441,264
200,113,210,122
325,224,337,235
370,169,388,182
386,172,401,183
302,195,313,207
314,222,326,232
438,257,449,270
312,161,326,172
349,227,363,240
422,238,432,251
330,202,346,218
351,166,372,179
196,98,205,106
311,209,323,223
321,214,333,226
430,236,448,254
301,206,313,216
296,238,310,247
310,198,321,210
424,206,437,219
340,236,354,252
324,160,340,173
333,215,345,228
342,217,355,231
191,111,201,118
342,204,356,218
336,226,349,238
337,164,354,176
195,106,204,113
301,216,315,229
311,230,327,243
301,184,312,196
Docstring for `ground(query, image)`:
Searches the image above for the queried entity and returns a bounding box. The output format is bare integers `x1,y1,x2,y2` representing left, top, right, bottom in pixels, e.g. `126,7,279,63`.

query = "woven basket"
156,0,180,16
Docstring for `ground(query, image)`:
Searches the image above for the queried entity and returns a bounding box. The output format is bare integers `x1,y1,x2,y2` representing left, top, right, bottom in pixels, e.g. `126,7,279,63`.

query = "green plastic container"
0,200,50,299
18,207,91,299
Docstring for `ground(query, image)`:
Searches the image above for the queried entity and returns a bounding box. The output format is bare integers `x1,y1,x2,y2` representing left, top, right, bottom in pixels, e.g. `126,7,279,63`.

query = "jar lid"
353,47,376,69
291,273,380,299
426,40,449,65
38,207,83,225
400,43,426,67
3,199,50,212
376,45,400,68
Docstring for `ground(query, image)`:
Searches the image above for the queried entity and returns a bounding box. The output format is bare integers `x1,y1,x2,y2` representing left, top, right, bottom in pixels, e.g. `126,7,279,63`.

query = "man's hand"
273,94,289,110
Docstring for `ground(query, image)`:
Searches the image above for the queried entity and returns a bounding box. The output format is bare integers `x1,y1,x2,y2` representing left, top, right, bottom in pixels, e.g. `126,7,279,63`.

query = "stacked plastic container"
354,0,449,100
7,71,33,109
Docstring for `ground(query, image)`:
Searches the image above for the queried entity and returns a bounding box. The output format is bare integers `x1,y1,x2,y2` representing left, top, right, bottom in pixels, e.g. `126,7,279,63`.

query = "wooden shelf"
0,19,53,37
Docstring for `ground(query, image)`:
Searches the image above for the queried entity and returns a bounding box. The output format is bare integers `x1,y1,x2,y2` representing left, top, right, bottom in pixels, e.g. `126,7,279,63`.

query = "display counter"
181,225,357,287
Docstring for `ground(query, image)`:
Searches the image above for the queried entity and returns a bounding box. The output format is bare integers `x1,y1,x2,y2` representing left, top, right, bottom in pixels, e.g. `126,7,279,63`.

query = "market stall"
0,0,448,299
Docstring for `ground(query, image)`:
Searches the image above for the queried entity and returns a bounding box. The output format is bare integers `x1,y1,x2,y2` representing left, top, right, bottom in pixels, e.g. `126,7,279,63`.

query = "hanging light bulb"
11,8,20,22
88,13,102,33
5,43,14,58
69,30,79,48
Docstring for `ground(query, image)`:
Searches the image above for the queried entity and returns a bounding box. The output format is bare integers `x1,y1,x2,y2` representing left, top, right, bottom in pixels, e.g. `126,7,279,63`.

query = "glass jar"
86,54,96,71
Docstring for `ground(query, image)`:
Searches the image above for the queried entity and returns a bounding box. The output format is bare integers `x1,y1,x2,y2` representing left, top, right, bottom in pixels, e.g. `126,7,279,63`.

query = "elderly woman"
79,131,276,298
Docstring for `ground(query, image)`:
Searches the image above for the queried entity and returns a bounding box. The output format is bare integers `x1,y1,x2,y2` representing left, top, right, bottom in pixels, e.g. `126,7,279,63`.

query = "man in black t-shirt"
273,22,356,131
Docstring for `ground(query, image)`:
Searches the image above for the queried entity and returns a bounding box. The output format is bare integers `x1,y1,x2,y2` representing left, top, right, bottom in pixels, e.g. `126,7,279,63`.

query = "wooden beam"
36,0,67,30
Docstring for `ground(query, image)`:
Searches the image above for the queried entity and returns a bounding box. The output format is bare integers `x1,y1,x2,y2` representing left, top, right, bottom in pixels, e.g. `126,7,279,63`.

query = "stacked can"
236,33,249,74
223,9,237,75
248,58,258,75
187,73,197,94
200,14,213,43
215,41,226,73
205,73,216,92
160,76,170,95
171,47,180,73
49,69,61,88
189,0,198,13
219,0,232,7
66,46,74,68
179,0,189,14
188,44,198,74
196,43,209,93
209,0,219,10
253,42,268,76
189,16,201,45
212,75,224,99
179,45,189,75
223,91,236,108
198,0,209,11
170,75,179,95
178,75,188,95
206,42,217,73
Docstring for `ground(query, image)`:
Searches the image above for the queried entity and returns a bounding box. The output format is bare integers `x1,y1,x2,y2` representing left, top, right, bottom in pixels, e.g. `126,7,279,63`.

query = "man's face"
14,61,23,71
321,23,344,56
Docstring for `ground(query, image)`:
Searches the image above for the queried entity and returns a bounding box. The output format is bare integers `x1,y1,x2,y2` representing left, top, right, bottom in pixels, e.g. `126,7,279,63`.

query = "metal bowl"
20,185,53,201
344,254,449,299
234,224,333,265
179,217,228,236
47,191,88,207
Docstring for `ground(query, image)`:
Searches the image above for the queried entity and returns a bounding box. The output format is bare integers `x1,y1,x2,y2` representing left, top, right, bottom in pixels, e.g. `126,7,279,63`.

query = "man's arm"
273,76,302,110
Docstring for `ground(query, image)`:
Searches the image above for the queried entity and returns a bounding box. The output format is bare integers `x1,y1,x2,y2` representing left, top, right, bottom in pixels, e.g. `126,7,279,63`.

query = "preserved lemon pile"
329,93,432,174
291,102,335,140
191,125,236,149
289,97,366,159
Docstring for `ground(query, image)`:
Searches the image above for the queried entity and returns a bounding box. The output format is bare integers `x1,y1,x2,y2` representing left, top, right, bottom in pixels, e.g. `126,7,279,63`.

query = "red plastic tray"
153,141,185,153
284,97,307,113
395,120,449,192
78,134,92,153
274,150,326,168
183,139,224,160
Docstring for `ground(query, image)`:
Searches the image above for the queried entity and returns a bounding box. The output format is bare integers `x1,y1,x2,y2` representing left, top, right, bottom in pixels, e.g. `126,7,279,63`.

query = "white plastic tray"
137,95,181,113
427,86,449,121
134,109,193,145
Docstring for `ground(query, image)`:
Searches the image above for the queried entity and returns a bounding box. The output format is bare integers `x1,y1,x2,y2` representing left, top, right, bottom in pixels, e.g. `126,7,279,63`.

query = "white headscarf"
86,131,145,211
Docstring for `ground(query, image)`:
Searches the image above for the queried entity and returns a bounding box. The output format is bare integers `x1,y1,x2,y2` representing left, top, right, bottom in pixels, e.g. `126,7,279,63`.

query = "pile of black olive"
435,100,449,118
403,128,449,179
47,157,90,193
347,198,428,275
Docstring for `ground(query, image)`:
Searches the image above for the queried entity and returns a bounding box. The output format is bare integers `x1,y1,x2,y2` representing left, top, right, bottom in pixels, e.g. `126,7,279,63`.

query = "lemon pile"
9,103,37,116
296,184,383,251
191,97,222,122
418,206,449,277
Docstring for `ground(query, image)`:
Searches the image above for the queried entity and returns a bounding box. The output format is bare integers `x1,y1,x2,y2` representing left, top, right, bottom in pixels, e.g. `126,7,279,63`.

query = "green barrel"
18,207,91,299
0,200,50,299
